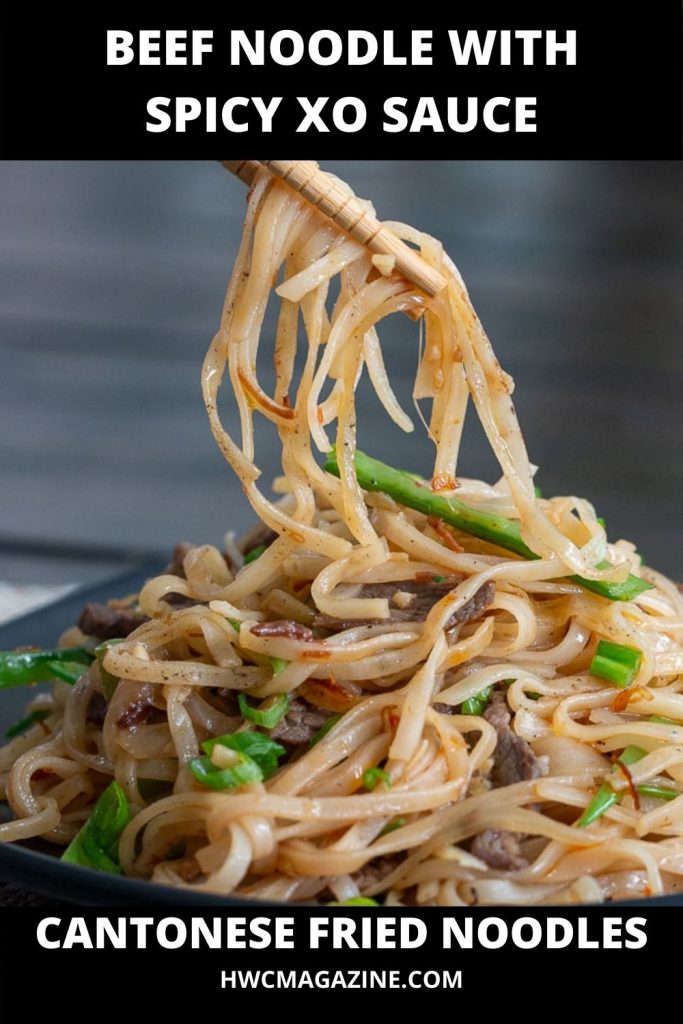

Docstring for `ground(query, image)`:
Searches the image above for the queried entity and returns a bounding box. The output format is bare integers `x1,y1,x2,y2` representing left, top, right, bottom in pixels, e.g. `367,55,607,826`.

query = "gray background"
0,161,681,583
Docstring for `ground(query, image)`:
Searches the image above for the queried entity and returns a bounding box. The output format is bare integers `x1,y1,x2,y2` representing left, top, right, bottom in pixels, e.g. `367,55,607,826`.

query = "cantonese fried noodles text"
2,167,683,905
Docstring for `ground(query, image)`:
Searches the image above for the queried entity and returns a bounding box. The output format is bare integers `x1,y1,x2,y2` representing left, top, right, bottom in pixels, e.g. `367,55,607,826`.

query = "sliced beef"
86,691,108,727
117,699,166,730
470,829,528,871
78,603,148,641
483,691,543,787
313,578,494,632
352,852,406,890
164,541,195,578
250,620,314,641
269,698,332,747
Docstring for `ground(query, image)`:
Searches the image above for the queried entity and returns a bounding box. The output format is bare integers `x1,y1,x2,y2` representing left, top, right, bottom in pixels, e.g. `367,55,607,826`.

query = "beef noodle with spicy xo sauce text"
1,163,682,906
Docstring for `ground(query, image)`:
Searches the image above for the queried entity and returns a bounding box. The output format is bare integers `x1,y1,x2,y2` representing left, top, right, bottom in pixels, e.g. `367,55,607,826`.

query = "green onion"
649,714,680,726
202,731,285,779
4,709,50,739
94,639,123,702
578,745,646,827
61,781,130,873
244,544,267,564
0,647,93,689
47,660,87,685
309,714,342,747
534,485,543,498
238,693,290,729
637,784,680,801
597,516,607,531
379,818,406,836
590,640,642,688
270,657,288,676
324,449,652,603
328,897,379,906
432,575,446,583
363,767,392,791
461,686,492,716
188,753,263,791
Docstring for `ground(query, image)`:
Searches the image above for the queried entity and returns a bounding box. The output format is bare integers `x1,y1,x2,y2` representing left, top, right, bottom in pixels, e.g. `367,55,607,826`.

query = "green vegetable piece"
0,647,93,689
244,544,267,564
94,639,123,702
636,784,679,801
363,767,392,791
328,897,379,906
309,714,342,747
188,753,263,791
649,714,680,726
61,781,130,873
270,657,288,676
4,709,50,739
324,449,652,602
590,640,642,688
432,575,446,583
379,818,406,836
578,745,646,827
47,660,87,685
238,693,290,729
461,686,492,716
202,731,285,779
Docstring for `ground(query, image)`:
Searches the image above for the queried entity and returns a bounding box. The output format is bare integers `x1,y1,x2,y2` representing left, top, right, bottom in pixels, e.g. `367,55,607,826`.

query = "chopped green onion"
363,767,392,791
636,784,680,801
61,781,130,873
4,709,50,739
244,544,267,564
227,617,242,632
527,691,542,701
597,516,607,531
578,745,646,827
310,714,341,746
188,753,263,791
533,485,543,498
649,714,680,726
324,449,652,603
328,897,379,906
47,660,87,685
590,640,642,688
270,657,288,676
379,818,406,836
461,686,492,716
0,647,93,689
238,693,290,729
432,575,446,583
202,731,285,779
94,639,123,701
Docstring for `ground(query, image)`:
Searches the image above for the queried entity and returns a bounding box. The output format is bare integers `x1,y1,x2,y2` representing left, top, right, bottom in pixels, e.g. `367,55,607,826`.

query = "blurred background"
0,160,681,601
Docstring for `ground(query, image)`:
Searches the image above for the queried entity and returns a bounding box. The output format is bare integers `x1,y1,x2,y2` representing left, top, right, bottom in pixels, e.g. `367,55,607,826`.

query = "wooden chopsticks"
220,159,447,297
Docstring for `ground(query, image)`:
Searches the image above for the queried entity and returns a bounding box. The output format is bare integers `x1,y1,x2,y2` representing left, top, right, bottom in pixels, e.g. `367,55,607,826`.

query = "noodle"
1,163,681,906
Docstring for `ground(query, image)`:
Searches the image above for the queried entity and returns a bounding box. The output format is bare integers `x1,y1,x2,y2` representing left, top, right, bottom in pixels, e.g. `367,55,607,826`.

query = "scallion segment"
461,686,492,717
310,714,342,747
94,639,123,702
238,693,290,729
244,544,267,564
190,730,286,791
61,781,130,874
379,818,406,836
4,709,50,739
636,783,680,802
590,640,642,688
323,449,652,603
47,661,88,685
328,897,379,906
0,647,93,689
362,767,392,791
270,657,288,676
578,746,646,827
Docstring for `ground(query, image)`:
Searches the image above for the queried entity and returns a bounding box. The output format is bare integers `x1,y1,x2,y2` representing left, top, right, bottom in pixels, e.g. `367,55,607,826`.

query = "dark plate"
0,569,679,908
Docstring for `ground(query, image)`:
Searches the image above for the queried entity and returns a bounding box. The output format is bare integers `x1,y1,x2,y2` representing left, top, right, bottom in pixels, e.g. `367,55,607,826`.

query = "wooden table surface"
0,161,681,581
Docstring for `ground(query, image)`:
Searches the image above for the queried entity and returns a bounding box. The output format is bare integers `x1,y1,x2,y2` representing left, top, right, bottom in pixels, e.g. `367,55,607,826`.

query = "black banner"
0,904,675,1011
0,6,681,158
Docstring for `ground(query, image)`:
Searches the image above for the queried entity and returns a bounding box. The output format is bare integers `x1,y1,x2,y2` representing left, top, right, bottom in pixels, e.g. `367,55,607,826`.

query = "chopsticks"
220,159,447,297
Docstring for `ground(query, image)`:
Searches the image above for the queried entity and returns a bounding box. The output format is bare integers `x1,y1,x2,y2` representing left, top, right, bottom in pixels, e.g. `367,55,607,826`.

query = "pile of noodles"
3,165,683,905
